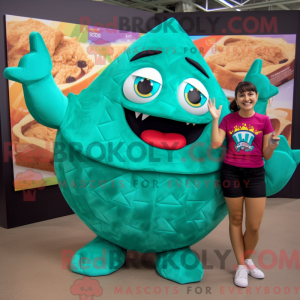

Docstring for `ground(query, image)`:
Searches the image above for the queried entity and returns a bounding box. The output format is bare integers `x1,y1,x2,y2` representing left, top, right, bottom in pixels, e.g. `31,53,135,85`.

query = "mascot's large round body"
55,130,226,253
4,18,300,284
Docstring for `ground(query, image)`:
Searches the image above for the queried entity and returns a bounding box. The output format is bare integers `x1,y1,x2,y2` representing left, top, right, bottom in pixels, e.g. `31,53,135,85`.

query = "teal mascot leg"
156,247,204,284
71,237,126,276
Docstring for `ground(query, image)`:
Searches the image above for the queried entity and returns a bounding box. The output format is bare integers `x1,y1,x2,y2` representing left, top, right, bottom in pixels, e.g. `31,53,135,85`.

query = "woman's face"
235,90,259,111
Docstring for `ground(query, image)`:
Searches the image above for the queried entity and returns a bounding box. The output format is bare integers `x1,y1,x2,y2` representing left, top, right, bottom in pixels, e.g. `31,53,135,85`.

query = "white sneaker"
234,265,248,287
245,259,265,279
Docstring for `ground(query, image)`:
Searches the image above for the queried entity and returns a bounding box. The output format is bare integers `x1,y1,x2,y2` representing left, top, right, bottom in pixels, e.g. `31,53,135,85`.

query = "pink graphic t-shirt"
219,111,274,168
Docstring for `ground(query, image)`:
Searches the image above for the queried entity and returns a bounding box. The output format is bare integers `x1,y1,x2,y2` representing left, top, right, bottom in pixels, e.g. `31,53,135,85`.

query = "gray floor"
0,197,299,300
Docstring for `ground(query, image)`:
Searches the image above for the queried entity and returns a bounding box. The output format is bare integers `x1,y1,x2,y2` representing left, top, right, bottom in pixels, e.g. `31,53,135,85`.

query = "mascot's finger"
3,67,26,84
270,85,279,98
29,31,49,54
246,58,263,76
293,149,300,165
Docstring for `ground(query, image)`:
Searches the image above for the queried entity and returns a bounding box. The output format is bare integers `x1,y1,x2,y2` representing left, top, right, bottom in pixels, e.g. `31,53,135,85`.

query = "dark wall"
156,11,299,34
1,2,299,228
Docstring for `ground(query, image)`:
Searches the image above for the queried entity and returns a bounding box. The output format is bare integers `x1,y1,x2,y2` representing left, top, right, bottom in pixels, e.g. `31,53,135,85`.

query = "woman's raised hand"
208,98,222,120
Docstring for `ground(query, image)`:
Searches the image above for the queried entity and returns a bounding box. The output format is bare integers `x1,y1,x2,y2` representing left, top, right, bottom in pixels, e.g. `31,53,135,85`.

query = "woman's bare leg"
225,196,245,265
243,197,266,259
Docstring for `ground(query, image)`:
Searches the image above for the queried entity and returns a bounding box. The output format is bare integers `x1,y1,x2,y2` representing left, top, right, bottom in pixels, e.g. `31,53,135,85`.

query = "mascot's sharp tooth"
135,112,141,118
186,123,190,125
142,114,150,121
193,123,196,126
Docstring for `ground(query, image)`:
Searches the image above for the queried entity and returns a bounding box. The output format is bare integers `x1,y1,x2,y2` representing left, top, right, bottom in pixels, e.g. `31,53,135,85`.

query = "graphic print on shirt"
229,123,262,152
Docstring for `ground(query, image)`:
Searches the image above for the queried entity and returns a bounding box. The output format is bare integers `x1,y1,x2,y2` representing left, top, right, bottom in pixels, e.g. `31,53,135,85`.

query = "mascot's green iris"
3,17,300,285
134,76,161,98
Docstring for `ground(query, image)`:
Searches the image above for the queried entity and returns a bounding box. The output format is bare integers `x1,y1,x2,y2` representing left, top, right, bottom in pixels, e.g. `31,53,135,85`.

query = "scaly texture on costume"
54,131,228,253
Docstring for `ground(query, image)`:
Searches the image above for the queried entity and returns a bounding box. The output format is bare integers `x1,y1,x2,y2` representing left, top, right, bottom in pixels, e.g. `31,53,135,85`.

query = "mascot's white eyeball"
177,78,209,115
123,68,163,103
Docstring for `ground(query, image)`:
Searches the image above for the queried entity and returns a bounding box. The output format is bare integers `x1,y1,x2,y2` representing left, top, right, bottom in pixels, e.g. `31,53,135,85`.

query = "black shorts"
220,162,266,198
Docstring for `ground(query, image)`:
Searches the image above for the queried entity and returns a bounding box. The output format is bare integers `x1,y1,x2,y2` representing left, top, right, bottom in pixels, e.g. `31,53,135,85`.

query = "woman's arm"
212,120,226,149
263,132,280,160
208,97,226,149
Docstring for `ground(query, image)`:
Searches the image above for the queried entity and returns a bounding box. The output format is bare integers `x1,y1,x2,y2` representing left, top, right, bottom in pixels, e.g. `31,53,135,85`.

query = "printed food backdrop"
5,15,295,191
5,15,141,191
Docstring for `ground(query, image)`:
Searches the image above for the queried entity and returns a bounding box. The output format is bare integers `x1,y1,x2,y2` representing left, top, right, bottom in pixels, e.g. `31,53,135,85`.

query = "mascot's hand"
244,59,279,100
264,135,300,196
3,32,52,85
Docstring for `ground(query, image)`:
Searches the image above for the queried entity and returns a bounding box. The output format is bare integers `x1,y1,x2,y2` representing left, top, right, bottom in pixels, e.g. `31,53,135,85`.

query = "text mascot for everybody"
4,18,300,284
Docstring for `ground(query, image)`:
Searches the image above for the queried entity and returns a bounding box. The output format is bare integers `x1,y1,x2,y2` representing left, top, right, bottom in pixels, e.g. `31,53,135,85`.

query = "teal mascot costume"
4,18,300,284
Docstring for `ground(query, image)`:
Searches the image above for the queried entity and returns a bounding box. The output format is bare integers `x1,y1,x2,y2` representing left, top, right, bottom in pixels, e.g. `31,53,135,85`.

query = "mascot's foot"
156,246,203,284
71,236,126,276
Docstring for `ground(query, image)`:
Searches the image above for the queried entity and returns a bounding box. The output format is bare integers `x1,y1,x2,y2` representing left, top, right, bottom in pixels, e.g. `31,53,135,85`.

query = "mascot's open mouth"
124,107,207,150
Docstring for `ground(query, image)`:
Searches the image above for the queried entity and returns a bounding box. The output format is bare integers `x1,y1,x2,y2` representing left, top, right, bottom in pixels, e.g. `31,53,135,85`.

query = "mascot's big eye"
134,77,161,98
123,68,163,103
177,78,209,115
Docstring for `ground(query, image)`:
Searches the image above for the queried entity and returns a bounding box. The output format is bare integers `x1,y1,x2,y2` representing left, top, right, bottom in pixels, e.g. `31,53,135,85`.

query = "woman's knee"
247,225,260,235
230,214,243,227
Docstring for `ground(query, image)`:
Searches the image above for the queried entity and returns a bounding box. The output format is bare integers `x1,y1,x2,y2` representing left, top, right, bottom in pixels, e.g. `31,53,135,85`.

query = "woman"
208,81,280,288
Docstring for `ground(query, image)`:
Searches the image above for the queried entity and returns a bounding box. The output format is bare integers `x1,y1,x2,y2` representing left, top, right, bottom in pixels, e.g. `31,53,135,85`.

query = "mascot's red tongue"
140,130,186,150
